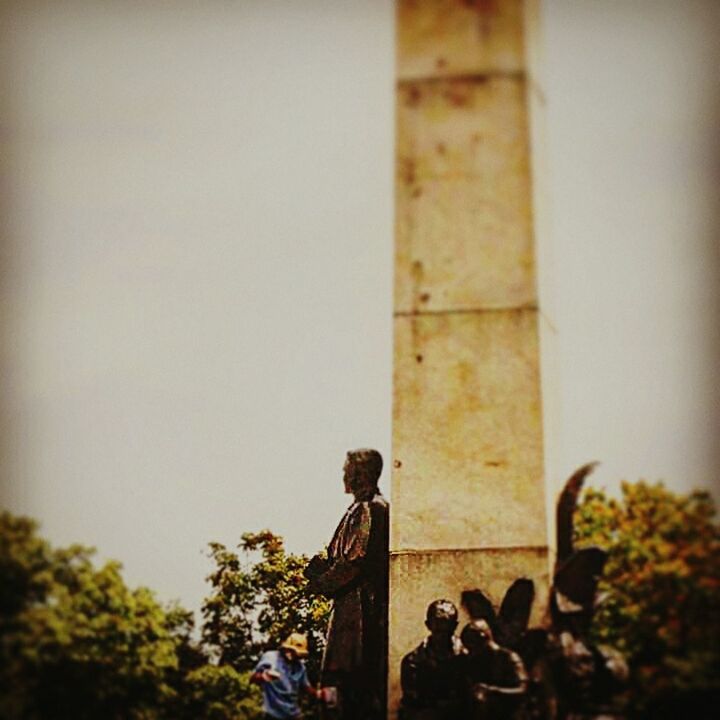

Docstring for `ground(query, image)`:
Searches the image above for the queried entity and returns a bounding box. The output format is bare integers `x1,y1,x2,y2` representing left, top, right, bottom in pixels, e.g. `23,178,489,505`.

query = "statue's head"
425,599,459,638
343,448,383,499
460,619,494,656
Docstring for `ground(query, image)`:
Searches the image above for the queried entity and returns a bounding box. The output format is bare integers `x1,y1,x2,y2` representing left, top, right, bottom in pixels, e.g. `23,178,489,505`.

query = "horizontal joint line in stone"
391,544,549,557
393,305,538,318
397,70,525,86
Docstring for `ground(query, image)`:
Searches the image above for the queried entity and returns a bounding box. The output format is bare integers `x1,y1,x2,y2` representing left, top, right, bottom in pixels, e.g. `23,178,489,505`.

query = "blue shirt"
254,649,311,719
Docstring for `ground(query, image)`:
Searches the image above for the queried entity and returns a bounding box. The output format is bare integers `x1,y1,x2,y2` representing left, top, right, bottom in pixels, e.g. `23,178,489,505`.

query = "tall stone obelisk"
389,1,549,715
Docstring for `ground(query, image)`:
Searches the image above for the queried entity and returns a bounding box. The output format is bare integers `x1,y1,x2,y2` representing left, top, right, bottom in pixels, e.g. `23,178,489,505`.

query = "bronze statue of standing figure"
399,599,466,720
305,449,389,720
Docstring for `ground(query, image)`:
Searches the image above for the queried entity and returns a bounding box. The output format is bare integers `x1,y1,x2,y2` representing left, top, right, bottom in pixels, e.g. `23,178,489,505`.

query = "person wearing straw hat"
251,633,322,719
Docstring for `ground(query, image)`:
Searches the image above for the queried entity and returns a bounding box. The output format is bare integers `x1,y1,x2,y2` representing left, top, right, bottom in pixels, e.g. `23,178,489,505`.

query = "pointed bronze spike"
497,578,535,648
556,462,599,567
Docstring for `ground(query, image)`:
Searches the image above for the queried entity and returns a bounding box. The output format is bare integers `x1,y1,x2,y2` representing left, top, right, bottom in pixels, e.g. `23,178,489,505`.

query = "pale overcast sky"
1,0,718,613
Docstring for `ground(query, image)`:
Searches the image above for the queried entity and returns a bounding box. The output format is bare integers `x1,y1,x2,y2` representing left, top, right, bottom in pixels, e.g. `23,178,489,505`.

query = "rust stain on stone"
442,84,473,107
399,157,417,185
404,84,422,108
472,0,499,15
397,0,524,82
410,260,424,316
472,0,499,39
411,259,424,280
409,316,421,375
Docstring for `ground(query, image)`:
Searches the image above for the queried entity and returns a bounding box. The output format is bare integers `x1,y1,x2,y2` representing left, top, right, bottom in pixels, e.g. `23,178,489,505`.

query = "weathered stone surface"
388,547,550,719
391,309,545,551
390,3,548,718
395,77,534,313
397,0,525,81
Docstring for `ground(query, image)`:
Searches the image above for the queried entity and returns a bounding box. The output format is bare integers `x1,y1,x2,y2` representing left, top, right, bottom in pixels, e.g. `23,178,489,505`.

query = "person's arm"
250,669,278,684
250,653,277,685
300,665,322,699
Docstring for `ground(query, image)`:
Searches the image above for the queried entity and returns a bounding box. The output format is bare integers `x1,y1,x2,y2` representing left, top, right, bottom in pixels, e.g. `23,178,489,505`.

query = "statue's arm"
307,503,372,597
307,558,362,597
510,651,529,690
400,651,422,707
478,683,526,696
476,651,528,696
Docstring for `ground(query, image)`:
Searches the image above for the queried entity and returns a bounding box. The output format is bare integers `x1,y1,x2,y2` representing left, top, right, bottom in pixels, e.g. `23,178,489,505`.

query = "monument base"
388,546,550,718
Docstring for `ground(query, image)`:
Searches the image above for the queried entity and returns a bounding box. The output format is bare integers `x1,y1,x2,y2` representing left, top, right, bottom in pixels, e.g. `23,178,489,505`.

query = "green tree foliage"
202,530,331,681
178,664,262,720
0,513,330,719
574,482,720,717
0,512,182,719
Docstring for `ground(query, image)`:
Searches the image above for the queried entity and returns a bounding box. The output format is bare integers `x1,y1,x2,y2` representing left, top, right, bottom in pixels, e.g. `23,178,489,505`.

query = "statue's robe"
310,490,389,697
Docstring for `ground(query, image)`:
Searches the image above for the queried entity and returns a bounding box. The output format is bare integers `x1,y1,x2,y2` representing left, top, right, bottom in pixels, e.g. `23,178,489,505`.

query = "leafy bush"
201,530,331,718
0,512,181,719
0,513,330,719
574,482,720,717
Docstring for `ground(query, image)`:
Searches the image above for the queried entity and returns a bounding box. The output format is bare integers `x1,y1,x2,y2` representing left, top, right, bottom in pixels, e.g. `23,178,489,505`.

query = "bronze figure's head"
343,448,383,499
460,619,494,656
425,599,459,638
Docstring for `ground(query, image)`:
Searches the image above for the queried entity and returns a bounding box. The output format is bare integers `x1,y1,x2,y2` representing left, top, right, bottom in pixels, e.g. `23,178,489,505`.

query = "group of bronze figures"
305,451,627,719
